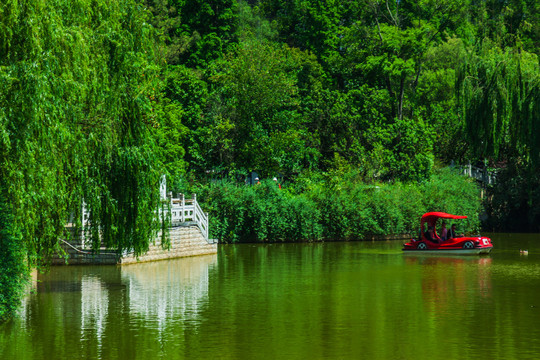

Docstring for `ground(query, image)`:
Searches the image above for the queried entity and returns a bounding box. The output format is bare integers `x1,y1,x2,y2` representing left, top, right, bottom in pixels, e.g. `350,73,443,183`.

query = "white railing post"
192,194,197,229
190,193,209,242
157,177,210,242
81,200,87,245
205,212,209,240
180,193,185,222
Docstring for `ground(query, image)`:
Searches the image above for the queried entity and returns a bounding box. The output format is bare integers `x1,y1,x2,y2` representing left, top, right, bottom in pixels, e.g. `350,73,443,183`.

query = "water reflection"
121,255,217,332
17,270,38,327
80,275,108,349
6,255,217,359
405,255,493,315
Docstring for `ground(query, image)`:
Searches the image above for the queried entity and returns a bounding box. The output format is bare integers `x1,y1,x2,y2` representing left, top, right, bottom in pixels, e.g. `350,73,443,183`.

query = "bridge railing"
165,193,209,242
81,176,212,244
457,164,497,185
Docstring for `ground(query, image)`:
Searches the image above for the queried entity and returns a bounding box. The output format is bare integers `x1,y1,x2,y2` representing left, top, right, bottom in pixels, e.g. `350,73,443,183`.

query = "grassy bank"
195,168,483,243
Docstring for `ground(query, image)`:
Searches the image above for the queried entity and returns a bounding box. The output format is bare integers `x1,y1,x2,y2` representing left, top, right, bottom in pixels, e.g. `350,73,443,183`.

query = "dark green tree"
191,40,316,177
145,0,238,66
457,41,539,230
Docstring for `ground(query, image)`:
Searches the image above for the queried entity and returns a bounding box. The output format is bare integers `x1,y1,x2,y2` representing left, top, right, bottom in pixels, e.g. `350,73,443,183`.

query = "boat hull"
402,246,493,255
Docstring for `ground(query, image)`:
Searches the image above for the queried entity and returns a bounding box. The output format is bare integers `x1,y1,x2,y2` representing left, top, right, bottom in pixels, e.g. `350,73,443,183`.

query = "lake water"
1,233,540,359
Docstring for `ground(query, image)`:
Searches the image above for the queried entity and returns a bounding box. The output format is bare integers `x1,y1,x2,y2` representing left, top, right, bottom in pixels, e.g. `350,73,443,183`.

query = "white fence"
164,193,209,242
81,192,211,245
460,164,497,185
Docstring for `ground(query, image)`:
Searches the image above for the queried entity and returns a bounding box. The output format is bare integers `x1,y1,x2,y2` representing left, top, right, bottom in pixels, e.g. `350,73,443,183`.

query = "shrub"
196,168,483,243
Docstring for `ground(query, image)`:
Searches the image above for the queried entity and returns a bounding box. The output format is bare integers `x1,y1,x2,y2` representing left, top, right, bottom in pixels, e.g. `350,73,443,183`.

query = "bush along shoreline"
195,168,483,243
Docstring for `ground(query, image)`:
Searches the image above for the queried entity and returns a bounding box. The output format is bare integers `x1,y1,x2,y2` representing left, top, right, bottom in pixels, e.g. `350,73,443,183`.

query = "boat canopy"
421,212,467,229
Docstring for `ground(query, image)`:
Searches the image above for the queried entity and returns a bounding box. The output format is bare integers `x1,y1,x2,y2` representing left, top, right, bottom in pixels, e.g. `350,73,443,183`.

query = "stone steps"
52,225,217,265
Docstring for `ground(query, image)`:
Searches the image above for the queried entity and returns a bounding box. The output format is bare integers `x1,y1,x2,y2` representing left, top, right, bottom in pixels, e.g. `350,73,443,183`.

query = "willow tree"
457,42,540,230
457,43,539,163
0,0,163,320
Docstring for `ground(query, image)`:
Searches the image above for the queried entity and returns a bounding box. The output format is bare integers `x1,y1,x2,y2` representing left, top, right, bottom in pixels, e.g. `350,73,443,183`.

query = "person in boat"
424,226,439,243
440,222,448,241
448,224,463,239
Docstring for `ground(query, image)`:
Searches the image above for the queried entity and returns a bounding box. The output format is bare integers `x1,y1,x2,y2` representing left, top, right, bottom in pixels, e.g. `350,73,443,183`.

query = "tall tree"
341,0,468,120
0,0,163,319
457,41,539,230
457,43,539,163
145,0,238,66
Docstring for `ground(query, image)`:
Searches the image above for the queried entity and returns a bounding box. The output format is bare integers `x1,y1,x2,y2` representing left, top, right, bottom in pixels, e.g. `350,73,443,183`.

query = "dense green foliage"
455,38,539,230
1,0,164,253
1,0,164,319
146,0,538,230
0,190,27,321
148,0,538,188
197,168,482,243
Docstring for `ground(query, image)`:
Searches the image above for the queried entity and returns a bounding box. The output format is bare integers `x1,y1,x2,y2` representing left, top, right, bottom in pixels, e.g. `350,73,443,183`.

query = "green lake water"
1,233,540,359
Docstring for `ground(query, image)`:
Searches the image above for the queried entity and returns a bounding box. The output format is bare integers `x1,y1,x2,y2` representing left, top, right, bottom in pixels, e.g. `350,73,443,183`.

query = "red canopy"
421,212,467,228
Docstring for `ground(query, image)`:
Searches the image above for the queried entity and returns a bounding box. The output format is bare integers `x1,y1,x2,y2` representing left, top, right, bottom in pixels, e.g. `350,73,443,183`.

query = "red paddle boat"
402,212,493,255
